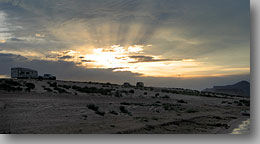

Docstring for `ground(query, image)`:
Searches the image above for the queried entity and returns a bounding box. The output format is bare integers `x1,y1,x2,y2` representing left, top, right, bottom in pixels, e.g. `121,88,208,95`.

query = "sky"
0,0,250,90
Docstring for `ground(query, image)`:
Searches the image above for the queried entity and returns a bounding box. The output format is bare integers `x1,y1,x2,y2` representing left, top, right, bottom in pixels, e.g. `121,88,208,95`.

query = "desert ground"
0,79,250,134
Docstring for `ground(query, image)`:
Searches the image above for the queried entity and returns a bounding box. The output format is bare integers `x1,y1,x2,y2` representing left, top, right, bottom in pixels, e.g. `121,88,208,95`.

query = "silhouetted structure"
11,67,38,79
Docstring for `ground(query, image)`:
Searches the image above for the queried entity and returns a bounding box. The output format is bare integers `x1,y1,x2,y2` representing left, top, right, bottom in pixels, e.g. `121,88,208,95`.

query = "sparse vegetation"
81,114,88,120
151,117,159,121
221,101,227,104
115,91,123,98
25,82,35,89
95,111,105,116
177,99,187,104
239,100,250,106
4,80,21,86
25,82,35,92
72,85,112,95
109,110,118,115
44,87,52,92
120,102,131,105
48,82,57,87
87,104,105,116
0,83,23,92
58,85,71,89
87,104,99,111
163,103,176,111
186,109,198,113
129,90,135,94
120,106,132,116
161,95,170,99
54,87,69,94
134,116,149,122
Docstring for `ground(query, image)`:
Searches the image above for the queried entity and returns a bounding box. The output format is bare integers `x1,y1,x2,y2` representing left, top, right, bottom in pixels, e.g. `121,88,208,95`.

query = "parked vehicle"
11,67,38,79
11,67,56,80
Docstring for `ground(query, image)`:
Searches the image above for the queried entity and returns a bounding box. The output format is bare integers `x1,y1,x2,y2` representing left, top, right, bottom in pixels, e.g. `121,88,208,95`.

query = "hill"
203,81,250,97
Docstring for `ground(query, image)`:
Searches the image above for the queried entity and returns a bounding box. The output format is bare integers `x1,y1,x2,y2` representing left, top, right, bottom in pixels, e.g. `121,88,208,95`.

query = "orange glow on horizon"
39,44,250,78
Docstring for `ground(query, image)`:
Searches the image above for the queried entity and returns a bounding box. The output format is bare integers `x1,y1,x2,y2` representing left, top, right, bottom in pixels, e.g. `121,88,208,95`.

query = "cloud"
59,55,74,60
81,60,96,63
8,37,24,41
128,55,172,63
0,0,250,89
0,52,250,90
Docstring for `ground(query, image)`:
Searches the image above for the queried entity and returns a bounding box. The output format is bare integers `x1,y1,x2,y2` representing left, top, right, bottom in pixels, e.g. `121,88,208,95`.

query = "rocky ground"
0,79,250,134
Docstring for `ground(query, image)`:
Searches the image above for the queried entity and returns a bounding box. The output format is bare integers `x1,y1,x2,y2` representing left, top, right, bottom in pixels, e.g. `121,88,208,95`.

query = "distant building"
122,82,131,87
11,67,38,79
136,82,144,87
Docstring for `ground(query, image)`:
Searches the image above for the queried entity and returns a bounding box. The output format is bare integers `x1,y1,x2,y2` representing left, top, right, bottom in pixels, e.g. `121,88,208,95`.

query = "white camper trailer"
11,67,38,79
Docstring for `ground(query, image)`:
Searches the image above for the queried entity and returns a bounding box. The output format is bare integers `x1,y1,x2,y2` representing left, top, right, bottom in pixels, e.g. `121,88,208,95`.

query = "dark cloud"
0,0,250,55
81,60,95,63
8,37,24,41
59,55,74,60
129,55,172,63
0,52,250,90
0,52,140,84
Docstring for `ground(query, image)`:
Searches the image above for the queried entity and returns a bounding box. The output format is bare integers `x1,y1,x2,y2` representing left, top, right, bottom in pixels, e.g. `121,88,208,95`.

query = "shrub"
59,85,71,89
72,85,81,90
186,109,198,113
5,80,21,86
151,117,158,121
0,83,22,92
54,87,68,94
72,85,112,95
48,82,57,87
237,103,243,106
120,102,131,105
87,104,105,116
109,110,118,115
161,95,170,99
44,87,52,92
177,100,187,103
95,111,105,116
162,103,176,111
115,91,122,98
26,83,35,89
120,106,132,116
82,114,88,119
134,117,149,122
129,90,135,94
239,100,250,106
87,104,99,111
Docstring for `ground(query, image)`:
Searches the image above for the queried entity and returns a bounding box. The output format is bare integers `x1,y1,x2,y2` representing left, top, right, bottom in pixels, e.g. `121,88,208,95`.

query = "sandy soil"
0,79,250,134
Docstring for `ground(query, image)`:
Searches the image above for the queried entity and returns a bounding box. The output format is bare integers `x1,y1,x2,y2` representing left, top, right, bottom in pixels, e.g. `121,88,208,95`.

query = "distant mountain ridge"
203,81,250,97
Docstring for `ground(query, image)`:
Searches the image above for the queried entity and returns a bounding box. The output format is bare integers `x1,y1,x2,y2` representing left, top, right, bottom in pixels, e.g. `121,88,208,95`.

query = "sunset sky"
0,0,250,90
